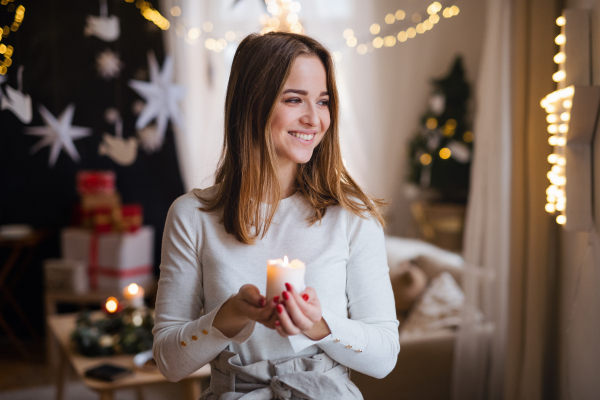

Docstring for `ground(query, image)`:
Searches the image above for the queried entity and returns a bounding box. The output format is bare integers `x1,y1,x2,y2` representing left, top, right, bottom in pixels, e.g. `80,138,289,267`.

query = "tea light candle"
266,256,306,300
104,296,121,313
123,283,145,308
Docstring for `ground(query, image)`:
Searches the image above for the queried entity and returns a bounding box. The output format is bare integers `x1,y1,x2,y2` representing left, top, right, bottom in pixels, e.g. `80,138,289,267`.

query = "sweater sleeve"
316,213,400,379
152,195,255,382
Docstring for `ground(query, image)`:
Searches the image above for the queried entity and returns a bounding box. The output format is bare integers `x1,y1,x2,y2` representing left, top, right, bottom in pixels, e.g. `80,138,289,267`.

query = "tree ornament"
96,49,123,80
26,104,91,167
1,66,32,123
128,52,186,151
84,0,120,42
98,108,138,166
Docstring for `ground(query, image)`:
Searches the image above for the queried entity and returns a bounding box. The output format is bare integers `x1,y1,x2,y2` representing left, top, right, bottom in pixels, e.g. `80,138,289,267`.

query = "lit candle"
104,296,120,313
123,283,145,308
266,256,306,300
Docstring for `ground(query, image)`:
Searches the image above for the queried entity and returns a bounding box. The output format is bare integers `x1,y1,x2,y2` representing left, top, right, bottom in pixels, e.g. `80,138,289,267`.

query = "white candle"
266,255,306,300
123,283,145,308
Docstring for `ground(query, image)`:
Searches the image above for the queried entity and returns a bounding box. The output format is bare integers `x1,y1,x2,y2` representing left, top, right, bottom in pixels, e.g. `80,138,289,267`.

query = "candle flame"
127,283,139,295
106,297,118,313
283,255,289,266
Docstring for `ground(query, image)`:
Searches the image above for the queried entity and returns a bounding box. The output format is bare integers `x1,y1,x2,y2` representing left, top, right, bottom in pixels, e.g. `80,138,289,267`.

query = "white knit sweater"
152,186,400,382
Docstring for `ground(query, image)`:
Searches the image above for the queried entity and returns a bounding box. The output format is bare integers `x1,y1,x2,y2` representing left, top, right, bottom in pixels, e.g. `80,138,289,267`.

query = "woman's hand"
275,284,331,340
213,284,278,337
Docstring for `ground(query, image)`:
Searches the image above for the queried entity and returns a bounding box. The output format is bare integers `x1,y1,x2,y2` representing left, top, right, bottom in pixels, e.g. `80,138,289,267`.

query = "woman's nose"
300,104,319,127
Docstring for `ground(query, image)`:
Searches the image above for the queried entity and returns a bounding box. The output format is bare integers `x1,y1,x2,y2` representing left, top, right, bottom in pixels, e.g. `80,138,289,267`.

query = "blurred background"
1,0,599,399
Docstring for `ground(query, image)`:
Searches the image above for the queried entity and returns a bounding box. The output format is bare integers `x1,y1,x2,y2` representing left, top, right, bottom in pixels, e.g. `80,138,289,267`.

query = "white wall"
560,1,600,399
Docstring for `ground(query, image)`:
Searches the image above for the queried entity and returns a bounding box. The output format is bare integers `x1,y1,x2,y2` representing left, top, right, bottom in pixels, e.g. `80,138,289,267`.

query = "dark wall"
0,0,185,338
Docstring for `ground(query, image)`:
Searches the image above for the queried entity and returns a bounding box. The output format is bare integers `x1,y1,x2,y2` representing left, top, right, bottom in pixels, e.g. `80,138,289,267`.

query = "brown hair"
199,32,385,244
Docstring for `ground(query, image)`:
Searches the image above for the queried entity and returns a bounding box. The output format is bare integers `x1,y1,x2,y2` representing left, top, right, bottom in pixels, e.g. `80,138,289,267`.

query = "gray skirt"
199,350,363,400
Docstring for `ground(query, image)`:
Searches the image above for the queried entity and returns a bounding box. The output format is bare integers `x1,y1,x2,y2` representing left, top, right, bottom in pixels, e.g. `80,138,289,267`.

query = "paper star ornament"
128,52,186,149
1,85,32,123
26,104,92,167
96,49,123,80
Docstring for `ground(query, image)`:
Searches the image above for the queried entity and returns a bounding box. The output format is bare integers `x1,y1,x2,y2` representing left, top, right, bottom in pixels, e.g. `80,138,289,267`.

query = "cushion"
390,261,428,312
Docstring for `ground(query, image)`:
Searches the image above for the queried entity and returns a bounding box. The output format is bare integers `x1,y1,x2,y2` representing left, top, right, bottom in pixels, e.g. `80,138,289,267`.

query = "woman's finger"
274,321,289,337
276,303,302,335
281,290,314,331
286,284,321,323
239,284,266,307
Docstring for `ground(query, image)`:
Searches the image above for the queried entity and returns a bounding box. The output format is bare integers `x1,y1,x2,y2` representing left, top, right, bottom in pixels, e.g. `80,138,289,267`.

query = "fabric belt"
199,350,363,400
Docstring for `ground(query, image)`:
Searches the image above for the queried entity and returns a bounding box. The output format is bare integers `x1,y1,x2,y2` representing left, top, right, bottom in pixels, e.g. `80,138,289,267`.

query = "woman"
153,32,399,399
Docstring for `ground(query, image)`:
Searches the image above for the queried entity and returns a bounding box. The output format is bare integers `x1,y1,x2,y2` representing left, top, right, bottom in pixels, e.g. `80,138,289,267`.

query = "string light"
0,3,24,75
420,153,432,165
554,52,565,64
343,2,460,55
260,0,304,35
556,16,566,26
134,0,169,30
555,34,565,45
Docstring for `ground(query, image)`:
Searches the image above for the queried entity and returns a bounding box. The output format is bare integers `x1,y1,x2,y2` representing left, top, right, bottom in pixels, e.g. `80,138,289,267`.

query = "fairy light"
344,2,460,55
134,0,169,30
0,4,24,75
260,0,304,35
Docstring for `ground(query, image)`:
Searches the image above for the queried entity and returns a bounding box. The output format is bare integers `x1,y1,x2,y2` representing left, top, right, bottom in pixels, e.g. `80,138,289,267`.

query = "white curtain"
452,0,512,398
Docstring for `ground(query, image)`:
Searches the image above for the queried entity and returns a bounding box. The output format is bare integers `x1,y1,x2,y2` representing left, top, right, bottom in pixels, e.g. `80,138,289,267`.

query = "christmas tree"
407,56,473,203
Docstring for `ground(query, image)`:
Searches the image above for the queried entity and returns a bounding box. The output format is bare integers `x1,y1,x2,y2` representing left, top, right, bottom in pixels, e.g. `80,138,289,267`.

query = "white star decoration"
128,52,186,150
26,104,92,167
96,49,123,80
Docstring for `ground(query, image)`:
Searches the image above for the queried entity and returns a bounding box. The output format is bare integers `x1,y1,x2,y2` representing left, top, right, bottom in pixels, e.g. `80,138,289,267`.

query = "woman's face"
270,55,331,167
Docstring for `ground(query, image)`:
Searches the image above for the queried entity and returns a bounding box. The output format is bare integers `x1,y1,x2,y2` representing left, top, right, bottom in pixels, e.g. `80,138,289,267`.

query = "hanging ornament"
428,93,446,116
136,124,161,153
98,108,138,166
84,0,120,42
1,66,32,123
96,49,123,80
128,52,186,150
447,141,471,164
25,104,91,167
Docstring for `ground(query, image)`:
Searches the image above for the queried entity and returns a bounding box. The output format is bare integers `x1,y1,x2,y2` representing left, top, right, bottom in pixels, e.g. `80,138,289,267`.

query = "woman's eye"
318,100,330,106
285,98,301,104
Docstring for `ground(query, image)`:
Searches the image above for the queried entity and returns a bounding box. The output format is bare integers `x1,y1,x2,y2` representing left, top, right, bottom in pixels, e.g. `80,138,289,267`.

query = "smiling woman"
152,32,400,399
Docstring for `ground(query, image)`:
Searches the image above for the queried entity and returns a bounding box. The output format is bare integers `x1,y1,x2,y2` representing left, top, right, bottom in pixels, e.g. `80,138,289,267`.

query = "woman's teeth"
288,132,314,141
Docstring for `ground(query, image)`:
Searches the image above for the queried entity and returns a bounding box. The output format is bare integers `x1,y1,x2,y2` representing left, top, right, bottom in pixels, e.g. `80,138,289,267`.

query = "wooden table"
45,282,157,367
47,312,210,400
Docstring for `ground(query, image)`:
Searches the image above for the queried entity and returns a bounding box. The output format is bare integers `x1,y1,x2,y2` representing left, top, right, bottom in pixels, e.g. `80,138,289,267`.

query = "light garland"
126,0,169,30
343,2,460,55
0,1,24,75
259,0,303,35
541,15,570,225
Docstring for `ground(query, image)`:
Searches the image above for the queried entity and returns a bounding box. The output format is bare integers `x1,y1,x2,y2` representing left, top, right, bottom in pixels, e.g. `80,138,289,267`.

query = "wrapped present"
61,226,155,291
121,204,143,232
43,259,89,294
77,170,116,195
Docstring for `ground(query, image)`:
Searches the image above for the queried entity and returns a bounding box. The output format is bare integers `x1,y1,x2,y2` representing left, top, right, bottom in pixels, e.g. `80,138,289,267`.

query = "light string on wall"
0,0,24,75
540,15,569,225
125,0,170,31
342,2,460,56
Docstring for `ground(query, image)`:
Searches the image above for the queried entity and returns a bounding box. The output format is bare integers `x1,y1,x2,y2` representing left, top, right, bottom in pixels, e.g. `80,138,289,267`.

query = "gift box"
61,226,155,291
120,204,143,232
77,170,116,195
43,259,89,294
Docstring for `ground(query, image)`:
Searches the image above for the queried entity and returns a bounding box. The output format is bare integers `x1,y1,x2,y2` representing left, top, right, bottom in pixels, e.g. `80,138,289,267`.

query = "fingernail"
259,298,265,307
277,304,283,313
302,294,309,301
285,283,292,291
275,321,281,326
282,291,290,300
273,295,280,303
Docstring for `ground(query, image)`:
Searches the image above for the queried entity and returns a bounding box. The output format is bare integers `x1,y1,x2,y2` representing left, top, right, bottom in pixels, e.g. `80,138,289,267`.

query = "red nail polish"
277,304,283,313
259,298,265,307
275,321,281,326
273,295,280,303
282,291,290,300
285,283,292,291
302,294,309,301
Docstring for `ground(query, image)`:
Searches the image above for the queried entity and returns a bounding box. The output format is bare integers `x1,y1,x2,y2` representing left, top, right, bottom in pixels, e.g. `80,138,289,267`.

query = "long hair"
199,32,386,244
